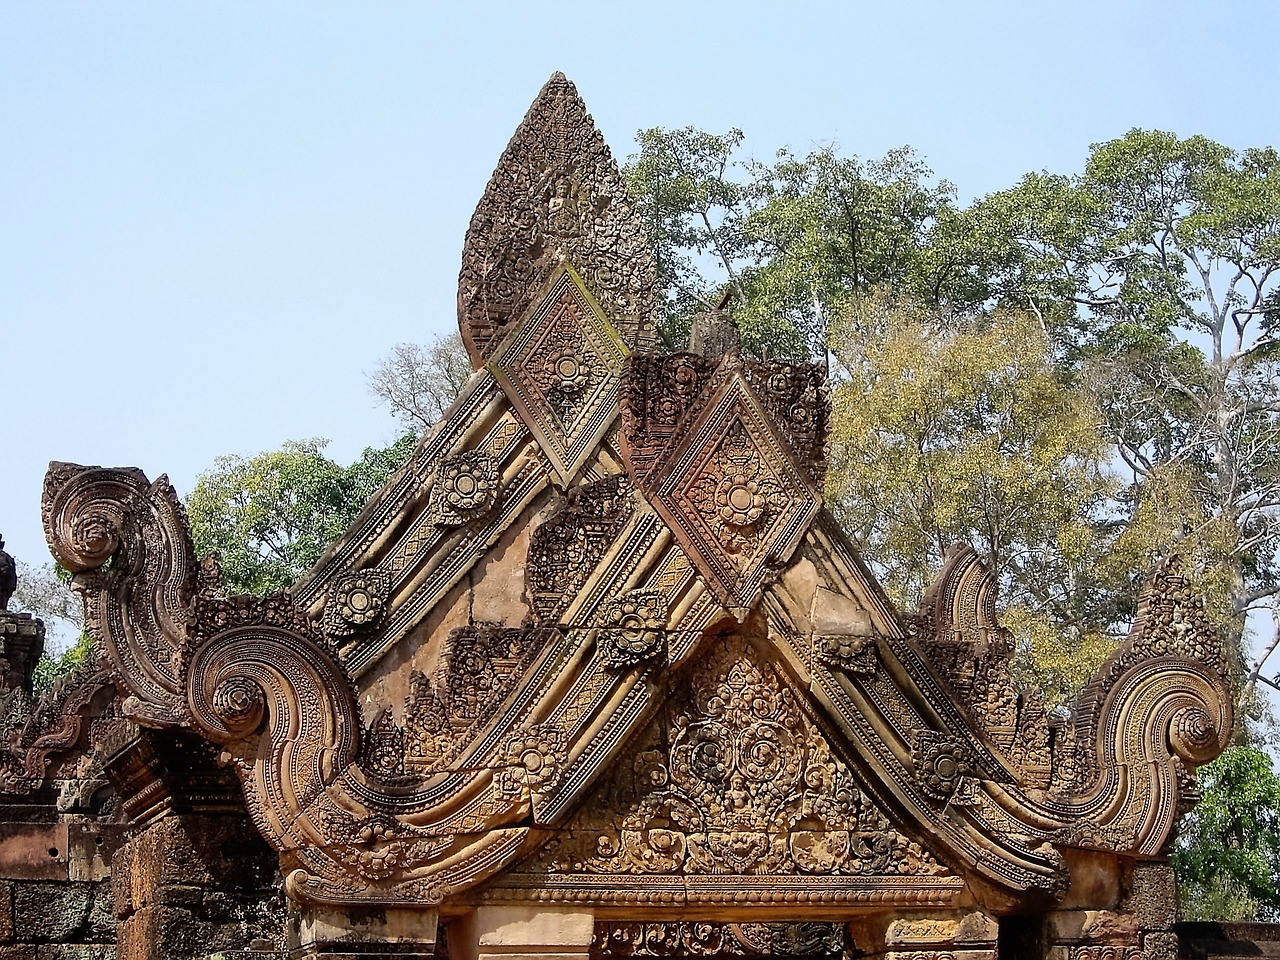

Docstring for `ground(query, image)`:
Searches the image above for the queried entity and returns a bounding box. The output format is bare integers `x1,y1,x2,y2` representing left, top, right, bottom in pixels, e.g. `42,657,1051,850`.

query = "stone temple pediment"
33,74,1233,959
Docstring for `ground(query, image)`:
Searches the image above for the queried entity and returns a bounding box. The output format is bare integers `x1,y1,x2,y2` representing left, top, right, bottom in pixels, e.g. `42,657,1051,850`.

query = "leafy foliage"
826,295,1118,703
624,130,962,359
187,435,416,595
1172,745,1280,921
31,632,91,699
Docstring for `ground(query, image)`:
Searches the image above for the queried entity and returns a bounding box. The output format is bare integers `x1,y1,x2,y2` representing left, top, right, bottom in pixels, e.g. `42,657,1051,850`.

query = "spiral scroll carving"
1170,705,1220,765
42,462,197,727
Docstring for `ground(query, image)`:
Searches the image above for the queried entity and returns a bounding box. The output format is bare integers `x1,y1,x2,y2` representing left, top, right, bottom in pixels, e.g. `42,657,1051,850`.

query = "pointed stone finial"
458,72,656,366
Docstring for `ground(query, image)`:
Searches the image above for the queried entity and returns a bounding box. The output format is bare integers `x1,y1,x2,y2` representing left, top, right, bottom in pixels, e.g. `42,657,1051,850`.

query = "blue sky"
3,1,1279,593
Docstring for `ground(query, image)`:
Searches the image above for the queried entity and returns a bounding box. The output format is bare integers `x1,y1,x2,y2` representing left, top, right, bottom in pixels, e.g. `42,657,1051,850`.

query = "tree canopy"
187,435,415,595
624,126,1280,699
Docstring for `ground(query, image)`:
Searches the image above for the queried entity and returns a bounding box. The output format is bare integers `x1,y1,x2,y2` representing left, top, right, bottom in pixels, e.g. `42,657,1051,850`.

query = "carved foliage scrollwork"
0,665,117,795
619,354,717,485
392,623,556,774
527,475,634,623
535,635,948,879
738,359,828,485
591,921,844,958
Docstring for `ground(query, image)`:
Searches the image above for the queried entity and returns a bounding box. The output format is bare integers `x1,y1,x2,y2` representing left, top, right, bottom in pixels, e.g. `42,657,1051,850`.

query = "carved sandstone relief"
35,73,1234,942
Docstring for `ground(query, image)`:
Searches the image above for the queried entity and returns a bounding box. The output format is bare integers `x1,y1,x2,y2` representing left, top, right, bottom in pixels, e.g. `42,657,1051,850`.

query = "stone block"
1126,861,1178,931
291,907,437,958
0,946,38,960
1060,848,1124,910
0,824,69,882
1047,909,1139,945
117,905,235,960
885,917,958,946
11,882,95,944
67,824,125,884
468,906,593,960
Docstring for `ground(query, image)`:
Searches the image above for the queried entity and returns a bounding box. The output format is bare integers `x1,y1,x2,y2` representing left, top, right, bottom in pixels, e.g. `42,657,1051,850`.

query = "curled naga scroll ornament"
527,474,634,624
41,463,537,907
42,463,196,727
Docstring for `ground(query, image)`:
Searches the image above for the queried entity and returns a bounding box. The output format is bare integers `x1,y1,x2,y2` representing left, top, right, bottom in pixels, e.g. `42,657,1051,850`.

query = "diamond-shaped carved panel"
488,265,629,487
646,373,821,616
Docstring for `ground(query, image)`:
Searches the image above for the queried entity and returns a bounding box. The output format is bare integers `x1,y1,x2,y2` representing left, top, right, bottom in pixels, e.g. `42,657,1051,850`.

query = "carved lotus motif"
912,731,974,802
599,590,666,669
433,452,500,524
498,725,565,799
713,470,767,529
324,569,391,638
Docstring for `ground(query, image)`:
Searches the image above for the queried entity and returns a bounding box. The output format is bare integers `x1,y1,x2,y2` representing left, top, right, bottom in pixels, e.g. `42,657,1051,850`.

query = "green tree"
187,435,416,595
972,130,1280,693
1172,745,1280,921
625,126,753,348
624,130,961,359
827,294,1118,702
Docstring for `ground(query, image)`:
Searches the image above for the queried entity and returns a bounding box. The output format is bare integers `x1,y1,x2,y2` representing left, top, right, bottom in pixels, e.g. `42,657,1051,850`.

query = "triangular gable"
40,73,1233,923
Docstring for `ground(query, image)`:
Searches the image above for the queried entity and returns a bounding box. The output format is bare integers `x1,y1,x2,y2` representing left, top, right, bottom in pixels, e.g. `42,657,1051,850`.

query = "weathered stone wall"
0,795,121,959
111,813,282,960
0,878,115,959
